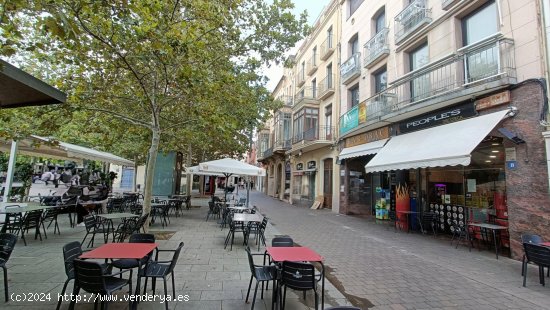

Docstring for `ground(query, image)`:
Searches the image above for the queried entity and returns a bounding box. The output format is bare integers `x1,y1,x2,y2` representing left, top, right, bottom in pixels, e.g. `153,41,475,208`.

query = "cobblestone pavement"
1,190,350,310
249,191,550,310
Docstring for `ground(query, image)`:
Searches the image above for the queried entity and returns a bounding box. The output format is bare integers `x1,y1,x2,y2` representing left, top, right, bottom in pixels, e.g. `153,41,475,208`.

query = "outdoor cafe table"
228,206,250,213
265,246,325,310
468,222,508,259
79,242,158,309
233,213,263,223
97,213,139,241
0,202,59,213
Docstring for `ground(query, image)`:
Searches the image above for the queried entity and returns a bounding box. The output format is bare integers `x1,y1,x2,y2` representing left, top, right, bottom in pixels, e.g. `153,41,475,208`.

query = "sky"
263,0,331,92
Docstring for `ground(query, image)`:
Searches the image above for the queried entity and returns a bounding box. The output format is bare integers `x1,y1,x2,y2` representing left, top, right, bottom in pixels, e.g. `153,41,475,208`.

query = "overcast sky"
263,0,331,91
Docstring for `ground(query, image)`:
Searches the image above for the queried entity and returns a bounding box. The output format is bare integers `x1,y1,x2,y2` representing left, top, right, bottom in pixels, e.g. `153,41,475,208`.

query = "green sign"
340,105,359,135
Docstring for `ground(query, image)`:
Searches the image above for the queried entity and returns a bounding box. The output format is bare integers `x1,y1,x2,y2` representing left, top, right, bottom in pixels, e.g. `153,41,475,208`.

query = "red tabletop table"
266,246,325,309
542,242,550,247
80,243,158,309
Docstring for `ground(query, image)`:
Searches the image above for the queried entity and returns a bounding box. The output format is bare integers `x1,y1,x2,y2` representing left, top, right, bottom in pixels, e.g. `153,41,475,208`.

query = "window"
409,43,429,101
349,84,360,108
375,10,385,33
350,35,359,55
326,63,333,88
374,66,387,93
311,78,317,98
325,104,332,139
327,27,333,49
349,0,364,17
312,46,317,66
462,1,497,46
293,108,319,141
301,61,305,79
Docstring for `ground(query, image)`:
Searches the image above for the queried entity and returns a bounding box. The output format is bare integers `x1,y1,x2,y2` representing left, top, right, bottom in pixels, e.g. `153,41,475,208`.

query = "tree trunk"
186,144,192,196
143,125,161,231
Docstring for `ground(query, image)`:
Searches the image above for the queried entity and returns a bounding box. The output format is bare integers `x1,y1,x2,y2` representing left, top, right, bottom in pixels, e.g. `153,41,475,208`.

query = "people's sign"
398,102,476,134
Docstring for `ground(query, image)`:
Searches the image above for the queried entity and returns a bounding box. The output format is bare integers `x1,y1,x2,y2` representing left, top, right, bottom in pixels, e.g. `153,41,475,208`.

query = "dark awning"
0,60,66,108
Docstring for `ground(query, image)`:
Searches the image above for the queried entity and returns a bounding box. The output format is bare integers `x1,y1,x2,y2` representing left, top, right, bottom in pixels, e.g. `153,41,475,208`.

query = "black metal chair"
224,218,248,251
271,236,294,247
450,221,472,250
151,203,170,227
248,217,268,251
0,233,17,302
111,234,156,288
113,218,138,243
245,247,277,310
18,209,44,246
522,243,550,287
139,242,184,310
205,201,220,222
184,195,191,210
521,234,545,277
279,261,322,310
41,207,61,237
418,212,438,236
133,213,150,234
81,215,109,248
69,259,131,310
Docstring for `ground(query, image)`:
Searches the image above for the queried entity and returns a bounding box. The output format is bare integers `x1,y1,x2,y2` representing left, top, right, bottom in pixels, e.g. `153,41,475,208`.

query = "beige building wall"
339,0,545,116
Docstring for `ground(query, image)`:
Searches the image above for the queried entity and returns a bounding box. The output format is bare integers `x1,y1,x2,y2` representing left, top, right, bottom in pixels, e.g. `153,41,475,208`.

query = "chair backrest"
523,243,550,266
62,241,83,279
272,236,294,247
83,215,98,231
73,259,107,294
129,233,155,243
245,246,257,275
281,261,316,291
167,242,185,274
521,234,543,245
23,210,43,228
42,207,60,219
0,233,18,262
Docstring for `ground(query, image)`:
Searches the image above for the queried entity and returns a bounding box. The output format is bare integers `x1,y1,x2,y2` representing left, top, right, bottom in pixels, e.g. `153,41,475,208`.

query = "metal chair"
245,247,277,310
41,207,61,237
139,242,184,310
111,234,156,288
19,210,44,246
70,259,131,310
418,212,438,236
521,234,545,277
0,233,17,302
224,218,248,251
522,243,550,287
205,201,220,222
279,261,322,310
81,215,109,248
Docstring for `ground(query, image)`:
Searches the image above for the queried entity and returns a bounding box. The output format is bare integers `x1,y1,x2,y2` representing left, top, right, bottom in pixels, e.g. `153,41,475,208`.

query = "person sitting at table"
76,186,110,224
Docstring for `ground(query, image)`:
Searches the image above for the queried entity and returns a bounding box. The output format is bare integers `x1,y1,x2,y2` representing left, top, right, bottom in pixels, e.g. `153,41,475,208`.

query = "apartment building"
257,0,342,210
337,0,550,258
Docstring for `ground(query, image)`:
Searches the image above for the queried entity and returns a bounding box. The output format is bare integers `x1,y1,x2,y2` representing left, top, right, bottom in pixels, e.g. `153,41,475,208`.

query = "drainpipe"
540,0,550,193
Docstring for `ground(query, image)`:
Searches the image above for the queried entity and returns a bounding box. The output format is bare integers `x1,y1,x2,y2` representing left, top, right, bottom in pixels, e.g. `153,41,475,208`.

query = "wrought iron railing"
274,139,292,151
340,53,361,84
394,0,431,43
320,35,334,60
263,147,274,159
340,36,516,134
364,28,390,67
318,74,335,98
306,54,318,74
295,86,318,104
292,125,334,144
297,68,306,86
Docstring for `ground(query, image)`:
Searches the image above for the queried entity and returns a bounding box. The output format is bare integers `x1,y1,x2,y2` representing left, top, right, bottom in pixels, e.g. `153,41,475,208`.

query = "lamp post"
246,122,254,208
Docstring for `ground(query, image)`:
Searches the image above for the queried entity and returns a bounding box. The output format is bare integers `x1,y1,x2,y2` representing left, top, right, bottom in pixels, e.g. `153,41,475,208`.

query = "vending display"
375,189,390,220
429,203,465,233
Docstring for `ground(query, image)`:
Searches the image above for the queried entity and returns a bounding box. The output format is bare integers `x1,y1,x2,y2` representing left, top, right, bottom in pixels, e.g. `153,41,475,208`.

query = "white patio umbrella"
198,158,265,207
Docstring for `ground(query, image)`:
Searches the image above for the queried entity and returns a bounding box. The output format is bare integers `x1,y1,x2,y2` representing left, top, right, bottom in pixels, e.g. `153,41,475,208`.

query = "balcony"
296,69,306,87
277,95,294,107
262,147,274,159
339,35,516,137
292,125,335,148
294,86,319,110
394,0,431,44
318,75,335,100
364,28,390,69
274,139,292,152
442,0,461,10
320,35,335,61
306,55,318,75
340,53,361,85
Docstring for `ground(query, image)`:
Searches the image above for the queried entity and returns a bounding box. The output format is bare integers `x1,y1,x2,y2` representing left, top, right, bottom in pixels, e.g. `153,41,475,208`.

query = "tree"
1,0,307,223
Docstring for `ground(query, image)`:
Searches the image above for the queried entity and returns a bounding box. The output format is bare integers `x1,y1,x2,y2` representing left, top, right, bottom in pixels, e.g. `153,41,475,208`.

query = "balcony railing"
320,35,335,60
306,54,318,75
274,139,292,151
318,74,335,100
297,68,306,87
340,53,361,85
339,36,516,135
263,147,274,159
364,28,390,68
277,95,293,106
394,0,431,44
292,126,335,144
295,86,318,106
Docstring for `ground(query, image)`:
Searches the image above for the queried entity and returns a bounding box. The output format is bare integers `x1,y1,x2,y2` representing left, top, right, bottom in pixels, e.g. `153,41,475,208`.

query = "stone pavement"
1,192,351,309
248,191,550,310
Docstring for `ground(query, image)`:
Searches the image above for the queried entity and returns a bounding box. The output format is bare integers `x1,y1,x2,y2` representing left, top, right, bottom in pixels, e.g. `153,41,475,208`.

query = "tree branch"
78,107,152,129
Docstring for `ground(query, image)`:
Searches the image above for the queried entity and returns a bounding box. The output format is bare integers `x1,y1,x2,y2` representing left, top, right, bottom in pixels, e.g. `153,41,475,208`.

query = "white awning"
365,110,510,173
339,139,388,160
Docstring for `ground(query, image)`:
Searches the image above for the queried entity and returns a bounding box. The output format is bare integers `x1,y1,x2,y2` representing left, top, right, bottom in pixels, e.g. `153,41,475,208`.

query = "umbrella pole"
3,140,18,203
246,176,250,208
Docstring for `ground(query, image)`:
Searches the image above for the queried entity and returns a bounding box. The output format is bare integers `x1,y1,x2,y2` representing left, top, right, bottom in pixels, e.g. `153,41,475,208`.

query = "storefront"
338,127,390,216
292,162,316,206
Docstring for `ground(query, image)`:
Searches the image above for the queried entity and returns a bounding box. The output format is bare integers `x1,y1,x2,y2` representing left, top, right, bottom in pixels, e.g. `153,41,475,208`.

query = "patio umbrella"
198,158,265,207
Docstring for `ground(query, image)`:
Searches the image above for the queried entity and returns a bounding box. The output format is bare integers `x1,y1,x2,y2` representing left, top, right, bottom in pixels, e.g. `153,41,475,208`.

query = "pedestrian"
40,171,52,185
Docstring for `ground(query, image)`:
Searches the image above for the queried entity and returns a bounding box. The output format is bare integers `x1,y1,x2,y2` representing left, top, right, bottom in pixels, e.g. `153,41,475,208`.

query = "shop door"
323,159,333,208
307,172,316,201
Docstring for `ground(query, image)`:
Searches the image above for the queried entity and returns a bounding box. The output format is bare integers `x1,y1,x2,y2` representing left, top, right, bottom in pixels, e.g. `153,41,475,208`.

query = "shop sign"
340,105,359,135
358,101,367,124
476,91,511,111
506,161,518,170
296,163,303,171
345,126,390,147
307,161,316,169
398,102,476,134
505,147,517,161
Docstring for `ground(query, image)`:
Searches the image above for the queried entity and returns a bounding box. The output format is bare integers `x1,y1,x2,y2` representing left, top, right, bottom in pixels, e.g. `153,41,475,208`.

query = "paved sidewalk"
249,191,550,310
